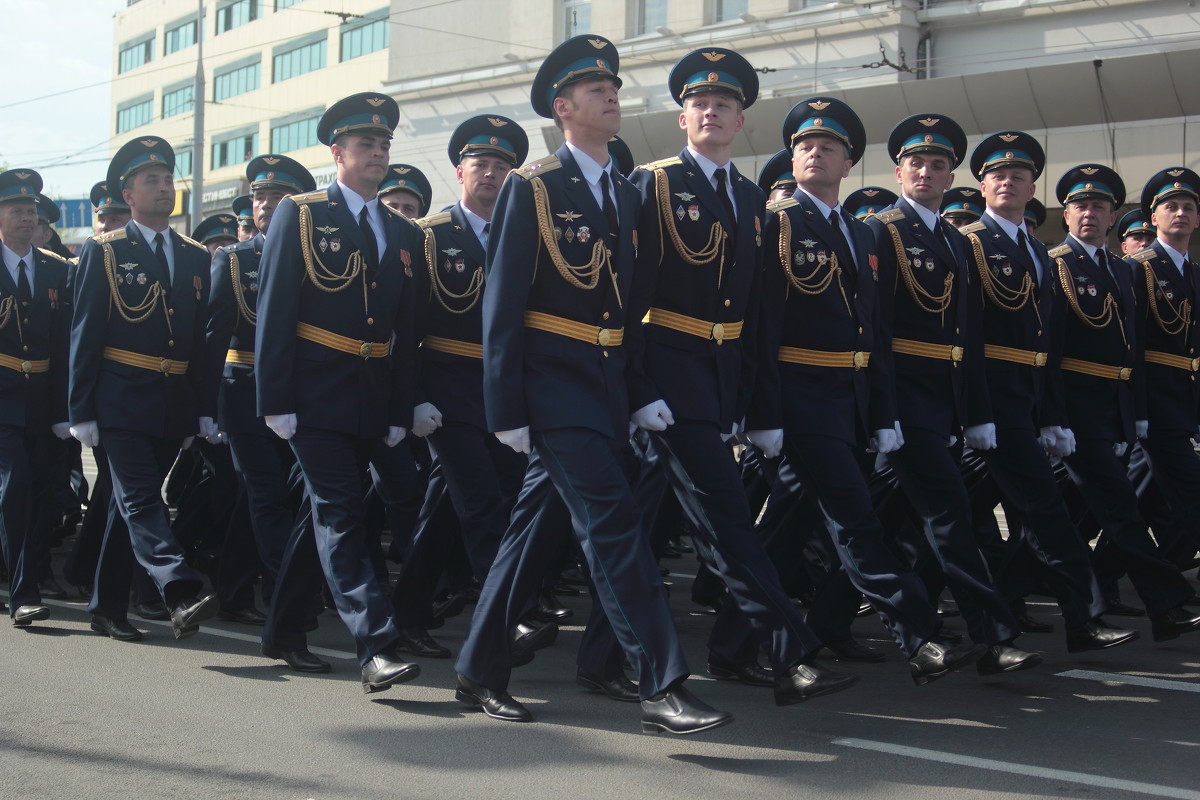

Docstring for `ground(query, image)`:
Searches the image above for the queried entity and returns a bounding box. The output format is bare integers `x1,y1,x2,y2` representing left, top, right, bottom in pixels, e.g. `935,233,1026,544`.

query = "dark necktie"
1096,248,1113,281
359,207,379,267
153,232,170,285
16,258,31,305
480,222,490,253
827,210,854,270
1018,228,1041,280
715,167,737,233
600,171,619,250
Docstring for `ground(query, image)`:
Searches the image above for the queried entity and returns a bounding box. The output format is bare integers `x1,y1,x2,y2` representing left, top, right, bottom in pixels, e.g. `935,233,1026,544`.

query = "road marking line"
1056,669,1200,694
834,738,1200,800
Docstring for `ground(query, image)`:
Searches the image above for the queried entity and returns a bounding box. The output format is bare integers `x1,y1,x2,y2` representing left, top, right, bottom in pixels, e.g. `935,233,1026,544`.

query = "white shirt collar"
796,187,842,222
459,201,489,242
985,208,1029,244
1068,233,1104,262
565,141,612,186
132,219,174,280
902,194,941,232
1159,239,1189,273
1,242,33,285
337,179,381,222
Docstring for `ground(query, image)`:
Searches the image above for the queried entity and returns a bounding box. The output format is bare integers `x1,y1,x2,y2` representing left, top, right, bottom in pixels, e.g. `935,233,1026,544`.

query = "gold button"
955,328,960,334
1036,330,1041,336
168,340,175,347
371,282,378,289
602,312,610,320
602,350,608,358
23,318,29,325
22,345,28,352
724,299,731,307
168,308,175,316
858,327,863,334
367,317,375,325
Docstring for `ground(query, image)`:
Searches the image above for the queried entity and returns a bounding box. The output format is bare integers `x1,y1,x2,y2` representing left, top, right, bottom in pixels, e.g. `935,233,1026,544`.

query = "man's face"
0,201,37,248
896,153,954,206
332,133,391,186
768,186,793,204
1063,198,1116,245
791,135,853,194
381,189,422,220
679,91,744,150
944,215,974,231
122,164,175,217
237,222,256,241
252,188,288,234
206,238,235,255
1122,232,1154,255
33,221,53,247
554,77,621,138
96,210,131,235
458,154,512,208
979,166,1036,217
1151,196,1199,241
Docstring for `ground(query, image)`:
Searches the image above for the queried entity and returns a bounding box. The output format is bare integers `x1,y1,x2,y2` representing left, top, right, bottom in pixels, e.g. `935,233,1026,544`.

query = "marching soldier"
191,214,238,255
378,164,432,219
232,194,256,242
757,150,797,205
941,187,984,230
91,182,131,236
845,187,897,221
1118,209,1155,256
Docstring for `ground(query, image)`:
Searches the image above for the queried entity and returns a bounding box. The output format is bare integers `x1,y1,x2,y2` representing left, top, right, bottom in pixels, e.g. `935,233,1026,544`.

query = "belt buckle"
711,322,725,343
20,360,32,374
853,351,868,370
1119,366,1132,381
597,328,611,347
1190,357,1200,372
950,346,963,362
359,342,373,358
1033,352,1048,367
159,358,171,374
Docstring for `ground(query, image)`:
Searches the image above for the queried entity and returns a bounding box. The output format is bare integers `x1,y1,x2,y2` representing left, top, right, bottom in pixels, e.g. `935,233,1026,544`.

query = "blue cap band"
119,151,172,183
379,178,425,199
251,170,304,191
460,135,517,162
545,57,617,113
897,132,956,158
330,111,394,139
980,149,1035,174
944,201,980,215
681,70,745,101
790,117,852,150
0,183,38,202
1064,181,1116,204
1151,181,1199,208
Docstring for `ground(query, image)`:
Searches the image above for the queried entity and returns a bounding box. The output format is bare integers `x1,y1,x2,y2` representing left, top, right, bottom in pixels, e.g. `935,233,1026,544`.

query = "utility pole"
189,0,205,228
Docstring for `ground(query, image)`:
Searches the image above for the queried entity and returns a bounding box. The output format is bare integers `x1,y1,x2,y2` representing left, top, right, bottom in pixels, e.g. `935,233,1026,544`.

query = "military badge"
442,247,462,257
194,275,202,300
119,262,137,272
556,211,582,223
48,287,57,309
675,192,696,202
248,283,258,292
136,273,147,285
400,248,413,277
807,251,816,263
319,238,328,253
315,225,339,234
688,205,700,221
554,227,562,240
125,274,134,285
676,205,685,221
794,252,806,266
1088,284,1097,296
912,258,922,271
455,259,466,273
442,259,453,273
330,238,341,253
577,226,591,243
755,216,761,247
565,228,575,243
868,254,879,280
1001,264,1013,276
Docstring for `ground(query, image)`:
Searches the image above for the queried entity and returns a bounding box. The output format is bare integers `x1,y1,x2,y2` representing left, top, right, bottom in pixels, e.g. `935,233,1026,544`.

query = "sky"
0,0,128,201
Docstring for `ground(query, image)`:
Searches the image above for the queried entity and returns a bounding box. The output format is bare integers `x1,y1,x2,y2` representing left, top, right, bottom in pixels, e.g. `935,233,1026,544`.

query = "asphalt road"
3,565,1199,800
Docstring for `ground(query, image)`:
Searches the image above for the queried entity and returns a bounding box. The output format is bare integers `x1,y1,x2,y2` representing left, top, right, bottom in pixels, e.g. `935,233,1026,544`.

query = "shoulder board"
766,198,799,213
36,248,71,266
1131,249,1157,263
417,211,453,230
93,229,128,243
178,234,205,250
514,155,561,180
291,189,328,205
641,156,683,171
1047,244,1072,259
875,208,905,224
959,221,986,235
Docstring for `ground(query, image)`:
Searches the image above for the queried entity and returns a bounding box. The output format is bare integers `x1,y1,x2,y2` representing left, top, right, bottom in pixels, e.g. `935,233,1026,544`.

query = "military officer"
1117,209,1155,256
191,214,238,254
232,194,256,242
941,187,984,230
1051,164,1200,641
747,97,985,685
627,47,857,704
91,181,131,235
757,149,798,205
0,169,72,627
70,137,220,641
845,187,898,221
378,164,432,219
455,34,731,734
255,92,425,693
956,133,1134,652
1025,198,1047,233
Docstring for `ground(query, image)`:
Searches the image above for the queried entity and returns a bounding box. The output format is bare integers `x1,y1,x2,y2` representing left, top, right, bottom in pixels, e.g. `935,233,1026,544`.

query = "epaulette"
179,234,204,250
417,211,452,230
513,155,561,180
959,221,986,235
291,189,328,205
1047,244,1072,259
92,228,127,243
639,156,682,171
766,197,799,213
37,247,71,266
875,208,905,224
1131,249,1157,263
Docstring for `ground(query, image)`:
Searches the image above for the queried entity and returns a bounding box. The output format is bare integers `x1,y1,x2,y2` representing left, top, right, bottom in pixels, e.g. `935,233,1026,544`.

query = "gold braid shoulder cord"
966,231,1042,330
423,226,484,315
1143,261,1191,336
0,295,20,340
776,207,851,315
530,175,622,307
101,242,172,340
652,167,726,282
297,201,370,314
1054,256,1125,345
886,222,952,323
229,251,256,326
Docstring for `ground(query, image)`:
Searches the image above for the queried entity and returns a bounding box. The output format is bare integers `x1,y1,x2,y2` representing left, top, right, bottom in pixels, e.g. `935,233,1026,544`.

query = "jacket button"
367,317,375,325
858,326,863,334
168,308,175,316
724,299,731,307
168,340,175,347
602,350,608,358
371,282,377,289
602,312,609,320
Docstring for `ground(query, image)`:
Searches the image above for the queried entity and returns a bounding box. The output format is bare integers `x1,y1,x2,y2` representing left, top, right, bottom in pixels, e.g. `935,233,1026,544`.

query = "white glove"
963,423,997,451
1041,425,1075,457
870,427,900,454
495,426,531,454
265,413,298,440
1135,420,1148,439
745,429,783,459
384,426,406,447
946,435,958,447
182,436,195,450
411,402,443,438
70,421,99,448
1037,426,1057,452
1113,441,1128,457
632,400,675,432
720,420,741,443
893,420,905,449
51,422,72,440
198,416,227,445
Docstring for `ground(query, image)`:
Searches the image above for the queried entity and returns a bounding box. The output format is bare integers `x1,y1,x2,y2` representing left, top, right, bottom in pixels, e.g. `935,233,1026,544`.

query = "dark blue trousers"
0,426,51,612
228,430,299,599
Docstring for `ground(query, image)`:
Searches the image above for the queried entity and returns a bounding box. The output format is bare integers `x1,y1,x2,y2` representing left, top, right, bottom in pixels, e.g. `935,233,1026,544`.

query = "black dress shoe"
577,668,639,702
89,613,143,642
671,537,694,554
1151,607,1200,642
12,605,51,627
1066,618,1138,652
170,594,220,640
262,643,332,673
856,600,875,618
1016,612,1054,634
825,638,887,663
976,643,1043,675
455,674,532,721
361,649,420,694
1106,600,1146,617
133,601,170,621
430,591,467,625
707,654,774,687
512,619,558,653
908,641,986,686
38,577,67,599
774,663,860,705
530,588,574,623
218,606,268,625
394,626,451,659
640,685,733,735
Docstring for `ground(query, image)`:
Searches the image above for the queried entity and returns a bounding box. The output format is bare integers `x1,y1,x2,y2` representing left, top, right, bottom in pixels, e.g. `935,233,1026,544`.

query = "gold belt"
103,346,187,375
225,349,255,366
0,353,49,374
645,308,742,343
892,338,963,362
524,310,623,346
778,346,870,370
1060,357,1132,381
422,335,483,359
1144,350,1200,372
296,321,390,359
984,344,1047,367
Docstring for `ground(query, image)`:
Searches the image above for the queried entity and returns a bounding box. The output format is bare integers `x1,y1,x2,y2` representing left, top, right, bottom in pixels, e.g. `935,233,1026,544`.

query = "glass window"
563,0,591,40
162,85,194,119
212,132,259,169
116,99,153,133
174,149,193,180
271,117,319,153
713,0,748,21
276,0,301,8
636,0,667,35
164,19,197,55
274,38,326,82
214,61,260,101
216,0,260,34
118,38,153,73
340,16,387,61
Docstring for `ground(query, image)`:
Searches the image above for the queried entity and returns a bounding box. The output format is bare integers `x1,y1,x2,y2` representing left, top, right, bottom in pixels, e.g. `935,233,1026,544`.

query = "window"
118,36,153,73
275,0,302,8
562,0,591,40
162,84,194,119
212,129,259,169
712,0,748,21
164,18,197,55
216,0,260,34
271,115,320,152
636,0,667,35
340,11,387,62
214,59,260,101
174,149,193,180
116,96,153,133
274,36,326,82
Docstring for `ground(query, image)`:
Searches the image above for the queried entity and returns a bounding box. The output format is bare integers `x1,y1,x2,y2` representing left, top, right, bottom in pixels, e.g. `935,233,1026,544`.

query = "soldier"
757,149,797,205
455,34,731,734
92,182,131,236
232,194,256,242
1117,209,1155,256
0,169,72,627
69,137,220,641
255,92,426,694
627,48,857,704
378,164,432,219
191,214,238,255
941,187,984,230
845,187,897,221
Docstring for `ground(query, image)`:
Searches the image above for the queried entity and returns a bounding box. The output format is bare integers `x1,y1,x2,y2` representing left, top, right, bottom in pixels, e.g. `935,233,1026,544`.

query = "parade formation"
4,32,1200,738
